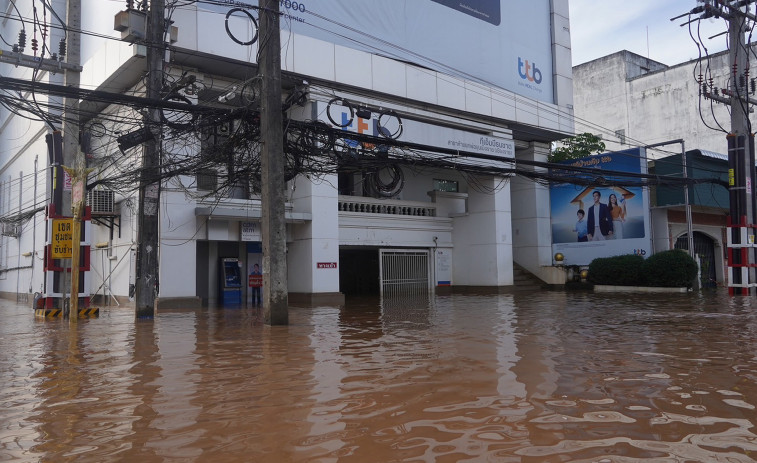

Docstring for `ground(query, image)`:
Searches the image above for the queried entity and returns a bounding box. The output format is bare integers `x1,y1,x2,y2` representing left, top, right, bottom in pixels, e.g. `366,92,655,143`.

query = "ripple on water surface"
0,291,756,461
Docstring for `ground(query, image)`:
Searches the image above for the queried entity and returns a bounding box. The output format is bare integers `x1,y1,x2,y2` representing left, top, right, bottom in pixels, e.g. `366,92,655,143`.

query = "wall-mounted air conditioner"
87,190,116,215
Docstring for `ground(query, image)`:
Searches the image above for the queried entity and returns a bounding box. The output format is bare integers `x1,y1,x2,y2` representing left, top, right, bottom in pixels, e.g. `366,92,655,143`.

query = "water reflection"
0,291,756,461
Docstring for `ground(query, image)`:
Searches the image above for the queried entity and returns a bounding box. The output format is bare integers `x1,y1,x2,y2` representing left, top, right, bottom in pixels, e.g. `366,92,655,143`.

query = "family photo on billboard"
564,187,642,243
550,149,652,266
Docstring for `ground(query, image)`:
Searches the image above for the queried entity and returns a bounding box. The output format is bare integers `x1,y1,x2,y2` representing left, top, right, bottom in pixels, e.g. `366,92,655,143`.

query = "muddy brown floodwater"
2,290,757,462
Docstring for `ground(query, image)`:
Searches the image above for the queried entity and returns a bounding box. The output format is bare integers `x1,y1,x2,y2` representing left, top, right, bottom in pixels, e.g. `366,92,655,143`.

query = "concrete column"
452,175,512,286
287,175,342,304
511,142,563,284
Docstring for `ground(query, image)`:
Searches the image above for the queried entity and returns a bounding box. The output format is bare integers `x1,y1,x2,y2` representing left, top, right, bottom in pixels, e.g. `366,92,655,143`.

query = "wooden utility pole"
135,0,165,317
258,0,289,325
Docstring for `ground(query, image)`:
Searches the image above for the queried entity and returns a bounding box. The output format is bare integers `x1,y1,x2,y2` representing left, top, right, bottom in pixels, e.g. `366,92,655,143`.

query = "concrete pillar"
452,175,512,286
287,175,342,304
511,142,563,284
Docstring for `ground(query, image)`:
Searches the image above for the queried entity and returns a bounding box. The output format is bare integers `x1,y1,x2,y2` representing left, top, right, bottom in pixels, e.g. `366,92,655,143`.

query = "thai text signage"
317,262,337,269
52,219,73,259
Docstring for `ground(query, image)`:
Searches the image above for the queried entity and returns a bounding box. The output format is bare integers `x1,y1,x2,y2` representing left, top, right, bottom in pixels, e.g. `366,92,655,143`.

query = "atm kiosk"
220,258,242,305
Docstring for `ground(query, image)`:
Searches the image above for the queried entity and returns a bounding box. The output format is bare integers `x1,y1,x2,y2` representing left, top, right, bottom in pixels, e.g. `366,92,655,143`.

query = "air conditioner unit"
87,190,115,215
1,223,19,238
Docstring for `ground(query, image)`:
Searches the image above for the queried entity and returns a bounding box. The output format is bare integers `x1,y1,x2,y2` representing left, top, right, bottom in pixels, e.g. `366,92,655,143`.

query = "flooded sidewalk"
1,290,757,462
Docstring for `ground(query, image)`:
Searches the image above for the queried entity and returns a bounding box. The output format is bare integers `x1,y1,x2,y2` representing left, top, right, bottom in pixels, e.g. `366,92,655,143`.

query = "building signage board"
549,148,652,266
241,221,259,241
317,262,337,269
313,101,514,162
198,0,554,103
52,219,74,259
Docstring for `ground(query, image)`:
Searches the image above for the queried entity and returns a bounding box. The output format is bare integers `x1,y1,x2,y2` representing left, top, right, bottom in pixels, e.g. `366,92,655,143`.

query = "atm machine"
220,258,242,305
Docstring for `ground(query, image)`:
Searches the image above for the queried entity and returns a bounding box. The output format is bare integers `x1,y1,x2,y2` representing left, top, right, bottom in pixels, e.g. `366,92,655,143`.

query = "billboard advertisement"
200,0,554,103
550,149,652,266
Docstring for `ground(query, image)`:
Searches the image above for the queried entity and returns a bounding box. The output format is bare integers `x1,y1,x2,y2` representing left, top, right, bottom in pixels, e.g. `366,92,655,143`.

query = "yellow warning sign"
52,219,73,258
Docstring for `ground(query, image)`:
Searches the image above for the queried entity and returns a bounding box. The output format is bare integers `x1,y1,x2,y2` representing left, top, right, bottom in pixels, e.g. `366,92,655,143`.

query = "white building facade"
0,0,574,307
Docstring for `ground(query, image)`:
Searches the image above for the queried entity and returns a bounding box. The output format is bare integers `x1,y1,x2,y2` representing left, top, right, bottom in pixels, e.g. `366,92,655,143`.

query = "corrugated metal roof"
696,149,727,161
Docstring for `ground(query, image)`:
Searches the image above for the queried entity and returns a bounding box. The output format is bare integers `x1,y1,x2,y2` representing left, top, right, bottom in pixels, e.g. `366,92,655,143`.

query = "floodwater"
2,291,757,462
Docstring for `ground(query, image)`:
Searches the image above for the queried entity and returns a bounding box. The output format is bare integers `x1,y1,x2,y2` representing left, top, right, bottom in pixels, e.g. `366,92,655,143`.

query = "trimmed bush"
587,254,645,286
641,249,698,288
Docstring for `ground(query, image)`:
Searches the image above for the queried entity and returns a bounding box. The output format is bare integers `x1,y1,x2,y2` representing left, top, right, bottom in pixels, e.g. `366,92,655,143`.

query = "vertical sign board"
240,221,260,241
52,219,73,259
549,148,653,266
435,248,452,286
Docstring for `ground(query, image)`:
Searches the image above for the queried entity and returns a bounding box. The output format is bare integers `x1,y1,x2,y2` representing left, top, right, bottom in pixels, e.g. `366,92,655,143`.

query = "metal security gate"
675,231,716,287
379,249,432,295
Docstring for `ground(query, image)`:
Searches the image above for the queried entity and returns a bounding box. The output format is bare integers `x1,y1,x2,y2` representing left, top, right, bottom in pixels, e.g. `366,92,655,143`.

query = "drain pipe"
30,156,37,293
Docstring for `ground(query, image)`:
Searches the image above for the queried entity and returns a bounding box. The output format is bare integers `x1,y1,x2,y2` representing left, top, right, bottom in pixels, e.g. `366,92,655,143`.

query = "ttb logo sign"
517,57,542,84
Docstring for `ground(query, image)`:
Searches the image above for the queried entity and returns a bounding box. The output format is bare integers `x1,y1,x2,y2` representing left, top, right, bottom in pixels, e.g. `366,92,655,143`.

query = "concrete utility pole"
258,0,289,325
135,0,165,317
63,0,81,320
726,6,757,296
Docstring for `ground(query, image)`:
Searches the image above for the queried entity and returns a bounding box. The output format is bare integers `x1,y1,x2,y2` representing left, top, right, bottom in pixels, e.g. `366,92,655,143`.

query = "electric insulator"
58,38,66,58
714,87,719,96
126,0,134,10
31,38,38,53
751,78,756,94
702,83,708,95
740,74,746,88
18,30,26,50
697,74,704,84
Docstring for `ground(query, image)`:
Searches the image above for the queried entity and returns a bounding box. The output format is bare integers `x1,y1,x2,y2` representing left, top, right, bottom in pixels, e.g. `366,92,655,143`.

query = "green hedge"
641,249,698,288
587,250,698,288
587,254,645,286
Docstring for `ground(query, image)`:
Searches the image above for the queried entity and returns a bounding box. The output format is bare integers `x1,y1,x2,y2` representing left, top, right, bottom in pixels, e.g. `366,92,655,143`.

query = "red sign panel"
317,262,337,269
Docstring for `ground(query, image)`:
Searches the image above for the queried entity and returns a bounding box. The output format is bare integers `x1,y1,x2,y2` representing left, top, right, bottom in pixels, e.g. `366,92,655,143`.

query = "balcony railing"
338,196,436,217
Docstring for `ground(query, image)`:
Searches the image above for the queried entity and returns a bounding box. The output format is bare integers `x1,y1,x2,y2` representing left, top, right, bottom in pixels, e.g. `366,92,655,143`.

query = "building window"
433,178,458,193
197,169,218,191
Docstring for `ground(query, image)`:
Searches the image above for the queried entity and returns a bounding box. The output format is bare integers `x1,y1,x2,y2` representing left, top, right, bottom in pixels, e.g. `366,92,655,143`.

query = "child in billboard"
574,209,588,242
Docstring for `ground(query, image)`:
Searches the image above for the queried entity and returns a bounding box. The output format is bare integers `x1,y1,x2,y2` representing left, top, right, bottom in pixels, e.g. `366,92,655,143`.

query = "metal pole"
31,155,37,294
15,171,22,299
259,0,289,325
681,141,694,257
644,139,694,257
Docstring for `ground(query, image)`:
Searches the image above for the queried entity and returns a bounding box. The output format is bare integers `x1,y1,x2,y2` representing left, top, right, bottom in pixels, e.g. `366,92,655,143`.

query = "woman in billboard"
608,194,626,239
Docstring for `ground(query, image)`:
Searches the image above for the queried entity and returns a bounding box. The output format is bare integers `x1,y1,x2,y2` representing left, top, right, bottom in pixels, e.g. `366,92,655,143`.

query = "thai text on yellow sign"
52,219,73,258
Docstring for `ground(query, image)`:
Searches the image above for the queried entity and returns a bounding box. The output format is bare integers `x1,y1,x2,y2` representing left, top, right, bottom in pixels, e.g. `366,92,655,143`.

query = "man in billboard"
587,191,613,241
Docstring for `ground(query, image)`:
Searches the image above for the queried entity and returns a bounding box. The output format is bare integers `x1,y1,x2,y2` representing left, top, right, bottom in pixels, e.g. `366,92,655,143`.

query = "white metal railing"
338,196,436,217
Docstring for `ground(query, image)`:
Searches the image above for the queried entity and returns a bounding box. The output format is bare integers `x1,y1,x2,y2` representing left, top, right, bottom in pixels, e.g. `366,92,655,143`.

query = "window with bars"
196,169,218,191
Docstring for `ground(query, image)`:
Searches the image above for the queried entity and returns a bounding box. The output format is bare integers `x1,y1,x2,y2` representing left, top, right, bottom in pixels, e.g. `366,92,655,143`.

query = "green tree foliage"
549,133,606,163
